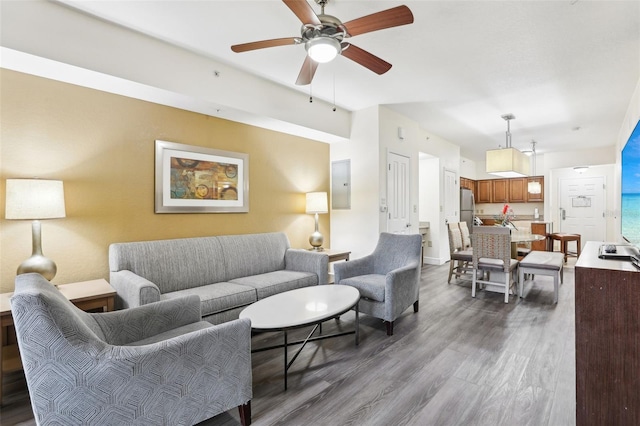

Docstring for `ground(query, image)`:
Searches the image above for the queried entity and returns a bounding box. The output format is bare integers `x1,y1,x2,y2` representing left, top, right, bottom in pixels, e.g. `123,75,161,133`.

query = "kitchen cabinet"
460,177,474,192
526,176,544,202
509,178,527,203
460,177,476,201
467,176,545,204
491,179,509,203
475,180,492,203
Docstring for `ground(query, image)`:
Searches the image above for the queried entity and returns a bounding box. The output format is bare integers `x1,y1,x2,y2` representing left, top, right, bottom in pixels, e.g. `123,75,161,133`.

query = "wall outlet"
428,241,432,247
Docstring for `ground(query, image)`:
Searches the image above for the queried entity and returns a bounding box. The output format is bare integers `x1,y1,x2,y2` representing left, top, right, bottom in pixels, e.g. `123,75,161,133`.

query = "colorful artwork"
155,140,249,213
169,158,238,201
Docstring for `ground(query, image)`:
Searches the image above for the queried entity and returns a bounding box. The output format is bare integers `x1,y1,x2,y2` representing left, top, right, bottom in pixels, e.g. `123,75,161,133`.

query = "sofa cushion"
161,282,257,317
339,274,386,302
519,251,564,271
218,233,289,281
230,270,317,300
109,237,227,293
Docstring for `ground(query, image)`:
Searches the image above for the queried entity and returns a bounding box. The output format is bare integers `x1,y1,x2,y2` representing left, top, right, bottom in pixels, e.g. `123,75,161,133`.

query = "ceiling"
55,1,640,162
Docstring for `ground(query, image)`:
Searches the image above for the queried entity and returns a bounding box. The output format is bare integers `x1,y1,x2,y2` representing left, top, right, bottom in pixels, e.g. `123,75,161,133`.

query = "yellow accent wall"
0,69,330,292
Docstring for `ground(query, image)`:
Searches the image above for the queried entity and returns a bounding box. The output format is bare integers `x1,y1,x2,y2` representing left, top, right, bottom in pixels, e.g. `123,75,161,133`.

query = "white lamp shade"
486,147,530,178
306,37,340,63
306,192,328,214
5,179,66,220
527,181,542,194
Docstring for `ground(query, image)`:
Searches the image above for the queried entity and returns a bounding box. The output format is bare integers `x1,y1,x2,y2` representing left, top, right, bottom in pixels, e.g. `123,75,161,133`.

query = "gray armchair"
334,232,422,336
10,273,252,426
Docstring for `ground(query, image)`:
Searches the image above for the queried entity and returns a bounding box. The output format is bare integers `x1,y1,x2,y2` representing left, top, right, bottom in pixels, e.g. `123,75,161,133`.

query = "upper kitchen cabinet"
460,177,475,192
491,179,509,203
476,180,492,203
509,178,527,203
526,176,544,202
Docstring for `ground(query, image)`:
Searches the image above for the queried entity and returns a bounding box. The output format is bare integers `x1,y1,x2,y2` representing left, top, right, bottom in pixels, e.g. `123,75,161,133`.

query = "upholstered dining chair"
11,273,253,426
334,232,422,336
471,226,519,303
448,222,473,284
458,221,472,249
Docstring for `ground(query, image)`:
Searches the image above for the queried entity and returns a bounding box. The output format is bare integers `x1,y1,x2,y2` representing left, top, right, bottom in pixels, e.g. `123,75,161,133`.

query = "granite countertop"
477,215,546,221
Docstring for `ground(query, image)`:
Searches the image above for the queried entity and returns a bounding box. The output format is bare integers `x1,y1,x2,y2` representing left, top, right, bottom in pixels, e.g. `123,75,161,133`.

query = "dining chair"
447,223,473,283
471,226,519,303
458,221,472,249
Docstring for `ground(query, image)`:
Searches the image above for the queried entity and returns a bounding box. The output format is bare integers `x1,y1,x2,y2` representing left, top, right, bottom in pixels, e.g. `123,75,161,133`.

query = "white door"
558,176,606,248
387,152,411,233
444,169,458,225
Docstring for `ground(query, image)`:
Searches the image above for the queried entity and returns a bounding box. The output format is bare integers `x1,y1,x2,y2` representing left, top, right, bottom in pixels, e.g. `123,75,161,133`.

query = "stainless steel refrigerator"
460,188,475,232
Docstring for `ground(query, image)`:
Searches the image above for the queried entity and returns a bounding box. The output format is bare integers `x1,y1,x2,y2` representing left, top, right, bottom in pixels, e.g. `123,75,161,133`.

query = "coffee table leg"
355,302,359,346
284,330,288,391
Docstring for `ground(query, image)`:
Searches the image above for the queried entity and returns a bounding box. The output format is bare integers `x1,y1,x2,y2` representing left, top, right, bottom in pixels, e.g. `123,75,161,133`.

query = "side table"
0,278,115,406
322,249,351,284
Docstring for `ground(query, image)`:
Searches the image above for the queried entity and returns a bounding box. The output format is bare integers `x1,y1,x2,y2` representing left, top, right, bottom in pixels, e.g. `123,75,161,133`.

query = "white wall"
460,156,477,179
331,106,462,263
330,106,381,259
378,107,423,234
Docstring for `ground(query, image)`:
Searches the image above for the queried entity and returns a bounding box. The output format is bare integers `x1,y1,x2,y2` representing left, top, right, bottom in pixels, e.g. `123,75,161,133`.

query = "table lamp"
5,179,66,281
306,191,328,251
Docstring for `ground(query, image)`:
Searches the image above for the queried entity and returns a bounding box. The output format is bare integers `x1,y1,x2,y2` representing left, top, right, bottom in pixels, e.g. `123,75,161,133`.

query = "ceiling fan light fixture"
306,37,340,63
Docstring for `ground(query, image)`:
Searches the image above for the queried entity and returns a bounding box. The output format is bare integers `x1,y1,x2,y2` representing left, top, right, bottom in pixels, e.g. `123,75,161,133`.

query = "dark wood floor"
0,260,576,426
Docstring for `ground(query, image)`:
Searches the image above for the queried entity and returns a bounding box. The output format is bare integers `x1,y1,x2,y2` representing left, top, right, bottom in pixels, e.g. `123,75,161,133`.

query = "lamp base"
309,231,324,251
17,254,57,282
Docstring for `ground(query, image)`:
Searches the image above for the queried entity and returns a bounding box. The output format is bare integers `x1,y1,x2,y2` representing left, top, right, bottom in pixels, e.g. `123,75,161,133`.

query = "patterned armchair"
334,232,422,336
10,273,252,426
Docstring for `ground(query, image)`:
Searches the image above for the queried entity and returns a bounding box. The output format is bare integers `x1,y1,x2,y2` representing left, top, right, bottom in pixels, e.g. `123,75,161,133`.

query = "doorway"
558,176,606,247
387,152,411,233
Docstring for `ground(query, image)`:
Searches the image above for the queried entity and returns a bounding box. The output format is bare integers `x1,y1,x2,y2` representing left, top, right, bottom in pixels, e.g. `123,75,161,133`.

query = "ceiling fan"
231,0,414,86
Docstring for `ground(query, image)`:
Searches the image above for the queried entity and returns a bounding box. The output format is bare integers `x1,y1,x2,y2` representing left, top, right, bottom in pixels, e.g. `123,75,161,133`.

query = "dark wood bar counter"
574,241,640,426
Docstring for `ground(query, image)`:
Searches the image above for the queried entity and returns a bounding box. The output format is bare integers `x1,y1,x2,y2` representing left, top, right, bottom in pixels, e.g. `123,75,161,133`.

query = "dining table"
510,233,547,259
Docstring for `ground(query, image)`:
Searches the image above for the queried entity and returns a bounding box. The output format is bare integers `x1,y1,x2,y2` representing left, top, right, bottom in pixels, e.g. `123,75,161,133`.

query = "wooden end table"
0,278,115,406
321,249,351,283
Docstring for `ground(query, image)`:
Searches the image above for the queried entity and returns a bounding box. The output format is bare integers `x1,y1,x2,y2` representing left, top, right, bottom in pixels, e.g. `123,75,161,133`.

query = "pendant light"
486,114,530,177
527,140,542,194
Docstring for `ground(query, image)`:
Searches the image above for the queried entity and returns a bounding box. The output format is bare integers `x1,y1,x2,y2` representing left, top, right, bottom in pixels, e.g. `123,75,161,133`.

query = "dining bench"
517,251,565,303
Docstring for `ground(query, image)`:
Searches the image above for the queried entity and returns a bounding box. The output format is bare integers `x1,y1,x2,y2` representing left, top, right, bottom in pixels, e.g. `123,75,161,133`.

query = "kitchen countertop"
477,215,547,221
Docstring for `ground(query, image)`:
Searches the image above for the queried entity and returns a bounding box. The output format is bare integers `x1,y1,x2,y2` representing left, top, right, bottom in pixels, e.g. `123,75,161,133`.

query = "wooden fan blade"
295,56,319,85
343,5,414,37
341,43,392,75
283,0,321,26
231,37,298,53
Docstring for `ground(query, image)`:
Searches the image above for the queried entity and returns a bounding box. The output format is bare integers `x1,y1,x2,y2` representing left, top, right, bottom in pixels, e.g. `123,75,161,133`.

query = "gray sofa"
109,232,328,324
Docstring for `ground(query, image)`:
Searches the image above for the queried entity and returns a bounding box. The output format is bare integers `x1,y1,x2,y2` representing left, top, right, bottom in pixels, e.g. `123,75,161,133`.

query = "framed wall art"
155,140,249,213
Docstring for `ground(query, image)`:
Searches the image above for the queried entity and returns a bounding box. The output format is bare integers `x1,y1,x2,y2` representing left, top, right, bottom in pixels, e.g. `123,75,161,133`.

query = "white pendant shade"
527,181,542,194
486,147,530,178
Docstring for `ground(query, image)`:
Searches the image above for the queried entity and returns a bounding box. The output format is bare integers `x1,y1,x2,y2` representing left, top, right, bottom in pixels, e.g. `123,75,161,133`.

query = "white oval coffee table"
240,285,360,390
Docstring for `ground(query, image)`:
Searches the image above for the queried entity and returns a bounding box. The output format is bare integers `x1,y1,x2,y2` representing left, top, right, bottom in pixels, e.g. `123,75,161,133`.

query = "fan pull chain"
309,61,313,103
332,71,336,112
